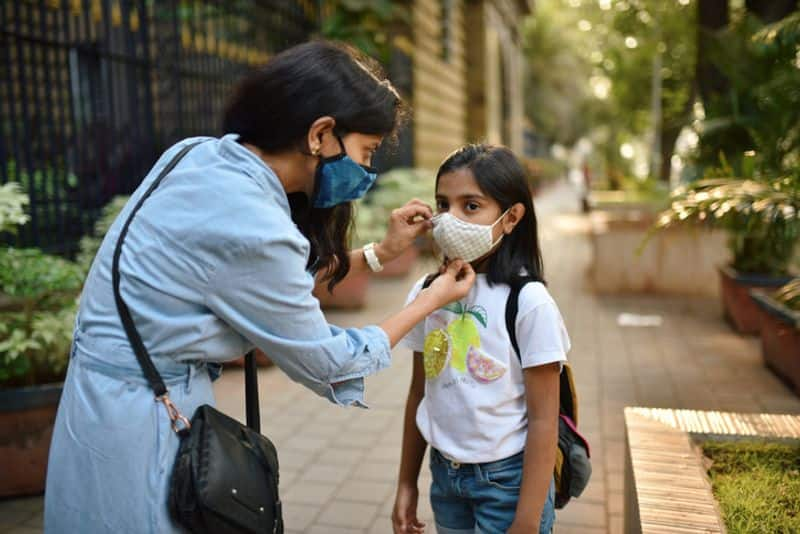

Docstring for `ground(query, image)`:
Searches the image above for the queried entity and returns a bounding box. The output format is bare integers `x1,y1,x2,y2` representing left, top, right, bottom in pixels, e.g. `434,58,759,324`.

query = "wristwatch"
363,242,384,273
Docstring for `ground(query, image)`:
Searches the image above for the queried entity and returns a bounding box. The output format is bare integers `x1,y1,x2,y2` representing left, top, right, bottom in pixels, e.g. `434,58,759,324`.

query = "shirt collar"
218,133,291,214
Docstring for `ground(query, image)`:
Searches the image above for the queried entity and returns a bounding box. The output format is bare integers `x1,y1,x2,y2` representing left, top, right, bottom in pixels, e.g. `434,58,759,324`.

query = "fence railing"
1,0,318,255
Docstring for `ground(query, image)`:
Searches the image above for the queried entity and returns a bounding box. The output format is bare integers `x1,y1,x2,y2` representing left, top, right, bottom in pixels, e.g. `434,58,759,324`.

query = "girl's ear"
502,202,526,235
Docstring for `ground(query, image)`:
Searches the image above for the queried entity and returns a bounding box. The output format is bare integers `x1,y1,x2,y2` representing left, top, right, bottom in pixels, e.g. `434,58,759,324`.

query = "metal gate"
1,0,317,255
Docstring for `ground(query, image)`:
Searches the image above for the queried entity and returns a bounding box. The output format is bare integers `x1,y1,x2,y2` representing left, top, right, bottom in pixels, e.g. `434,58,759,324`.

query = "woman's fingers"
444,259,465,278
394,199,433,223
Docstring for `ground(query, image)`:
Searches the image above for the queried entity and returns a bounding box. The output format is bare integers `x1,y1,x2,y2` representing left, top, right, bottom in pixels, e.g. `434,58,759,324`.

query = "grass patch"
703,440,800,534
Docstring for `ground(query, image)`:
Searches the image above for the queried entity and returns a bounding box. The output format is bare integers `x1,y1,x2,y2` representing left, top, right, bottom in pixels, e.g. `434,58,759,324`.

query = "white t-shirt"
403,274,570,464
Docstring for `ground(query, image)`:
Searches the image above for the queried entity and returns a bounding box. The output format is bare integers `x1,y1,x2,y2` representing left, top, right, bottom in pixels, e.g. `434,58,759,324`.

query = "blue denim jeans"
429,448,555,534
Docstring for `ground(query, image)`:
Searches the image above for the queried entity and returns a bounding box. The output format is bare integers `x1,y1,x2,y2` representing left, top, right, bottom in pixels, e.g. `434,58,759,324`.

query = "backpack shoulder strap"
505,278,578,423
421,273,438,290
505,278,530,362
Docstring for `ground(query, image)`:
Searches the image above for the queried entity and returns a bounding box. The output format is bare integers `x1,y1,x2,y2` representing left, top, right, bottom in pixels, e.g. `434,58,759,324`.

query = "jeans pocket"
484,465,523,491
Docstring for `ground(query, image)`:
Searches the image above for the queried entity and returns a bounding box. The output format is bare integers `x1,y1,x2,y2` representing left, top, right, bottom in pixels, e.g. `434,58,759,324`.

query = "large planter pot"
0,383,62,497
719,266,793,335
590,210,728,296
375,246,419,278
751,291,800,394
313,270,370,310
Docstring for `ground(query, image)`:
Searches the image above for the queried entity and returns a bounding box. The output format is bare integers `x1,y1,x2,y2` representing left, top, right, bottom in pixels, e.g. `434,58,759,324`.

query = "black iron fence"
1,0,318,255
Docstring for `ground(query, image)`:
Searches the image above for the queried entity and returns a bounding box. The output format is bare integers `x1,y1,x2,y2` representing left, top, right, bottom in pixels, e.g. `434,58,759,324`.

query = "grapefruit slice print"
467,345,507,383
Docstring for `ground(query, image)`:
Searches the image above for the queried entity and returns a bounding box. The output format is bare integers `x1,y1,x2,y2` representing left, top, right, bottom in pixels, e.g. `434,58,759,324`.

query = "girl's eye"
436,200,448,211
466,202,480,211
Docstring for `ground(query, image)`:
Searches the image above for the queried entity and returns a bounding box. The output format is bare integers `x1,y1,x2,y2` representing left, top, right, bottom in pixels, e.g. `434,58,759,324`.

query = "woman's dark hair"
223,40,407,289
436,144,545,286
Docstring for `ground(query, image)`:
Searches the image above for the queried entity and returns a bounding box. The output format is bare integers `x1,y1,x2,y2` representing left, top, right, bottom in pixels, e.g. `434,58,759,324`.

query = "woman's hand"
419,260,476,310
379,260,474,347
392,483,425,533
376,199,434,263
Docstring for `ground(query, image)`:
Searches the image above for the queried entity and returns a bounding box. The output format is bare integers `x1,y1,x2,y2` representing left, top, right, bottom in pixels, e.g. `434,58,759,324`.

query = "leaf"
467,305,488,328
443,302,463,315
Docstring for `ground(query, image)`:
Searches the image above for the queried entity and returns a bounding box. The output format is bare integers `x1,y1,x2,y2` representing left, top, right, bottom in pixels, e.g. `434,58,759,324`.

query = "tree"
524,0,697,183
696,0,729,105
745,0,798,23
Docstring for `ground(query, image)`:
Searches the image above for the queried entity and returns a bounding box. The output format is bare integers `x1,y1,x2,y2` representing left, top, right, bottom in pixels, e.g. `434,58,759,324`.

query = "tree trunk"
659,126,683,183
696,0,729,105
745,0,798,23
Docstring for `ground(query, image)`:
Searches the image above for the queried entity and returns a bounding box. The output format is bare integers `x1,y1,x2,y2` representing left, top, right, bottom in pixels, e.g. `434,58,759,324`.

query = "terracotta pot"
375,247,419,278
313,270,370,310
0,383,62,497
751,291,800,394
227,349,274,368
718,266,793,335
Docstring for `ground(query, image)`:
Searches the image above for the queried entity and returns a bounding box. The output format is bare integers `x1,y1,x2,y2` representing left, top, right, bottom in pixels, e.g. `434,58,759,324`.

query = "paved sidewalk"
2,182,799,533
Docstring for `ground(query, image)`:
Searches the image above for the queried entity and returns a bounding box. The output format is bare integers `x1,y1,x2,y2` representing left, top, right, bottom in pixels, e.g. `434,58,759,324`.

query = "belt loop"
185,363,196,393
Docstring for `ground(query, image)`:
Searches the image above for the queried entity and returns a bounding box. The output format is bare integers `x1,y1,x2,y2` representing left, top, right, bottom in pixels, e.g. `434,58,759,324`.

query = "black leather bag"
112,141,283,533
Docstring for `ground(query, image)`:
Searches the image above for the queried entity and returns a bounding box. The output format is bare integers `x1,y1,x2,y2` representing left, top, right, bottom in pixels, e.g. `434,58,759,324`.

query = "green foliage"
697,11,800,177
320,0,409,64
655,163,800,275
0,248,84,303
0,186,89,388
0,182,30,233
524,0,697,181
0,302,77,386
0,247,83,388
773,278,800,312
6,159,79,207
77,196,129,273
703,440,800,534
352,168,435,248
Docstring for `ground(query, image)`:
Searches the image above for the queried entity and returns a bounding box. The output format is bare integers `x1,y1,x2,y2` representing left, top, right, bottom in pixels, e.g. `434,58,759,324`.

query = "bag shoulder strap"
504,278,577,423
111,141,262,432
112,141,202,398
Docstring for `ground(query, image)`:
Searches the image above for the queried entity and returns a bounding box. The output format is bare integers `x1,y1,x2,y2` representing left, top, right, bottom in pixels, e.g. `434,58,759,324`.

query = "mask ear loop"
488,208,512,248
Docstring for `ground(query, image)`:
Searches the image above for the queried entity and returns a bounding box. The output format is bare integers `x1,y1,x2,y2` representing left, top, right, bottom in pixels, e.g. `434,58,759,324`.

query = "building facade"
407,0,531,169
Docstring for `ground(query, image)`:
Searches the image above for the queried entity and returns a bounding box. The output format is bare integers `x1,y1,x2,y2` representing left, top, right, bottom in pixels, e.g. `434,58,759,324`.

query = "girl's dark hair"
223,40,406,289
436,144,545,286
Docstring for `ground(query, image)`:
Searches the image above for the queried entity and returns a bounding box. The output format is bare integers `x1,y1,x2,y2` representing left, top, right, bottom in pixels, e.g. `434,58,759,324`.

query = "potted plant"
751,279,800,394
362,167,435,273
653,162,799,334
0,184,83,497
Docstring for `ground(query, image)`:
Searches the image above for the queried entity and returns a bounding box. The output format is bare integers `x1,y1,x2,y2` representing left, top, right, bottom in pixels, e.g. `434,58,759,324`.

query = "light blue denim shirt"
44,135,391,533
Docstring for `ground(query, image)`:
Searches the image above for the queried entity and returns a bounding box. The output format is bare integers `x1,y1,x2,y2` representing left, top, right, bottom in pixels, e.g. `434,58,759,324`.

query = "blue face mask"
313,136,378,208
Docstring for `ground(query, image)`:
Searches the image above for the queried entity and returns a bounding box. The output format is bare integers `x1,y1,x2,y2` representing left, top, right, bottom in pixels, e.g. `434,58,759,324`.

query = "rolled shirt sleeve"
204,232,390,408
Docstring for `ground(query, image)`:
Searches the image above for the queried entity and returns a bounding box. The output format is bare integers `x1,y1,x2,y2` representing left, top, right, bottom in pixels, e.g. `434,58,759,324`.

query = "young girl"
392,145,570,534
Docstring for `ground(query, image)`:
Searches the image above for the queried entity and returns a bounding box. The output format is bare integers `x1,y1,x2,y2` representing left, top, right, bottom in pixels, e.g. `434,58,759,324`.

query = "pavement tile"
282,502,320,532
336,480,393,504
315,501,380,529
283,482,339,506
555,500,607,528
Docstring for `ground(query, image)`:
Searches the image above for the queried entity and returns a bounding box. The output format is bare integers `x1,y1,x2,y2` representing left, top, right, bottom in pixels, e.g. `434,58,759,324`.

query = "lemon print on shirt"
442,302,488,372
422,329,450,379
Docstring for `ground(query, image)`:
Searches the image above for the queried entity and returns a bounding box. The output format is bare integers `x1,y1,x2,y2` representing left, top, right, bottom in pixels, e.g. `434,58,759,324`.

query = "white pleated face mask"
431,209,509,262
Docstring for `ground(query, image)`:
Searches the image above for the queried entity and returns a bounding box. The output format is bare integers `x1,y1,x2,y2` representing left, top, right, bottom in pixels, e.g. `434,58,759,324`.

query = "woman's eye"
466,202,480,211
436,201,448,211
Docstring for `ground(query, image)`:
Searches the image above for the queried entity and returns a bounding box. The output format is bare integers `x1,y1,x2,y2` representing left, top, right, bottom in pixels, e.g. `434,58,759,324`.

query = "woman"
44,41,475,533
